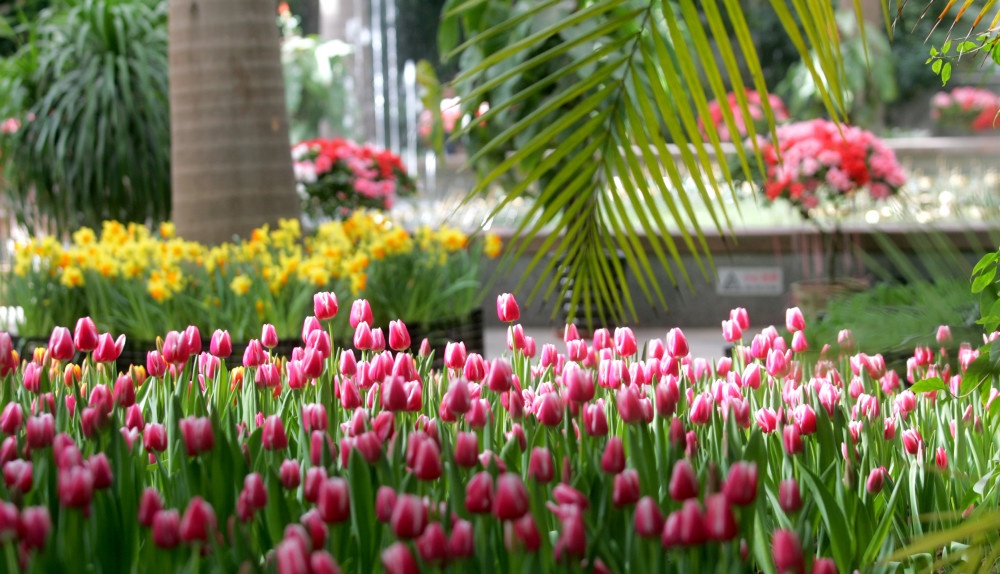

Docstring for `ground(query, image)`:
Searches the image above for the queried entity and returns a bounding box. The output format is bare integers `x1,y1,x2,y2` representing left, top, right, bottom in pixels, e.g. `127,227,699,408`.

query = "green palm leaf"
440,0,879,325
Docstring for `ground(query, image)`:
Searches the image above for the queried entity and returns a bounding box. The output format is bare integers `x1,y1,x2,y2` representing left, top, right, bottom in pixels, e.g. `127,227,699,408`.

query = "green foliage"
0,0,170,234
437,0,857,325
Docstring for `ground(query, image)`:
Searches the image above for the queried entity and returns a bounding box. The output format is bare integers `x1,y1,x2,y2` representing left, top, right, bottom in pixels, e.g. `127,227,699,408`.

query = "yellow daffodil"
231,274,252,296
60,266,84,288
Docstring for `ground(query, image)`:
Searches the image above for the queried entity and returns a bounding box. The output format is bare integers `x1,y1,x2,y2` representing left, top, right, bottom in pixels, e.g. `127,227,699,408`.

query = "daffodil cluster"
6,213,501,343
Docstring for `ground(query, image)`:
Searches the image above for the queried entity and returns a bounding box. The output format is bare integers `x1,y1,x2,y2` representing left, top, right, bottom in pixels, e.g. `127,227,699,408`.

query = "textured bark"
169,0,299,245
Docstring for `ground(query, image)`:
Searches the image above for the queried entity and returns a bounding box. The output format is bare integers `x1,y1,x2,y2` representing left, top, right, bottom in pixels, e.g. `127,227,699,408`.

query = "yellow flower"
484,233,502,258
147,277,170,302
437,227,468,252
306,266,330,287
231,274,252,296
60,266,84,288
159,222,176,239
72,227,97,246
255,299,266,318
350,272,367,295
96,258,118,278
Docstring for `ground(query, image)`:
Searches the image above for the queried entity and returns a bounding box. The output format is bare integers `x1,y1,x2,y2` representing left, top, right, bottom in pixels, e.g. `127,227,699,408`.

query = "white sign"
715,267,784,296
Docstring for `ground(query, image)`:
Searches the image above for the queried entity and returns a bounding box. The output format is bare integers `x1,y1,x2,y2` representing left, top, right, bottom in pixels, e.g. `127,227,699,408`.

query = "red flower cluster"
291,138,416,220
759,119,906,214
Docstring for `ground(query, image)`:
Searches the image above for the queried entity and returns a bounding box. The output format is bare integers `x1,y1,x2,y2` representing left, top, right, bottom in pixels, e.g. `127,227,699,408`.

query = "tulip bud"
26,413,55,448
782,424,803,456
614,327,637,357
866,466,888,494
669,459,699,501
465,472,495,514
785,307,806,333
936,325,952,346
0,403,23,435
935,447,948,470
417,522,448,565
901,428,922,456
314,292,339,321
487,358,513,393
772,529,804,574
390,493,427,539
535,392,564,427
583,402,608,436
349,299,372,329
48,326,75,361
600,437,626,474
388,320,411,351
382,541,419,574
178,416,214,456
3,459,32,492
493,473,529,521
722,462,758,506
262,415,288,451
666,328,689,358
138,488,163,527
689,392,713,425
454,431,479,468
722,319,743,343
778,479,802,513
634,496,664,539
152,509,181,549
87,453,113,490
376,486,397,523
497,293,520,322
613,468,641,508
318,478,351,524
179,496,216,543
412,437,443,481
812,558,838,574
704,493,738,541
58,465,94,509
554,508,587,562
143,423,168,453
528,447,555,483
444,341,467,370
448,519,475,559
677,499,708,546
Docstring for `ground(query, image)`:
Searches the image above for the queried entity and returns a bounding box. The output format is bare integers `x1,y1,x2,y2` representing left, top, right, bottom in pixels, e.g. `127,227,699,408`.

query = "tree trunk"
169,0,300,245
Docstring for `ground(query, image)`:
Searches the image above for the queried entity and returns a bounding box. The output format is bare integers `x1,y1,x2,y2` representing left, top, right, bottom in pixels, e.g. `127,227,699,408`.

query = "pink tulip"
723,461,758,506
390,493,427,539
614,327,638,357
669,459,699,501
792,404,817,435
138,488,163,527
812,558,838,574
0,403,23,435
722,319,743,343
465,472,494,514
705,493,738,541
349,299,372,329
417,522,448,564
179,496,217,543
381,541,419,574
601,437,626,474
785,307,806,333
3,459,32,492
375,486,397,523
583,402,608,436
444,341,467,369
93,333,126,363
178,416,214,456
689,391,713,424
772,529,804,574
26,413,55,448
493,473,529,521
666,328,689,358
87,453,113,489
535,392,564,427
554,507,587,562
20,506,51,550
146,350,167,377
755,407,778,434
412,437,443,481
208,329,232,358
487,358,513,393
779,479,802,513
936,446,948,470
677,499,708,546
447,519,475,559
528,447,555,483
318,478,351,524
936,325,952,346
782,424,803,455
143,423,167,453
496,293,520,322
314,292,339,321
58,465,94,509
866,466,888,494
613,469,641,508
48,326,75,361
452,431,478,468
260,324,279,349
902,428,923,456
791,331,809,353
74,317,99,352
152,509,181,549
635,496,664,538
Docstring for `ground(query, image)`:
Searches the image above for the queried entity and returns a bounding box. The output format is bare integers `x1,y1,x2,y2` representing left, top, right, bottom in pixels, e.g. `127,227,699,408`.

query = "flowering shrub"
760,119,907,214
700,90,790,142
4,213,498,342
292,138,417,220
931,87,1000,132
0,290,996,572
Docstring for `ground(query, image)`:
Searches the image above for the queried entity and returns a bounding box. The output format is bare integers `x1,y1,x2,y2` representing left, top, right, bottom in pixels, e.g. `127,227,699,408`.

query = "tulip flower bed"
0,292,997,573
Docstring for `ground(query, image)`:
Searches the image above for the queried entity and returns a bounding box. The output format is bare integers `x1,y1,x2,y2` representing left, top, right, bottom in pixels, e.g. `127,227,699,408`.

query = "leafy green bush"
0,0,170,233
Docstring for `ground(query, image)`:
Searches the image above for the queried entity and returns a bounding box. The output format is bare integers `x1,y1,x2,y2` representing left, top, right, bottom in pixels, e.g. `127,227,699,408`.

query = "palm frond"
439,0,871,326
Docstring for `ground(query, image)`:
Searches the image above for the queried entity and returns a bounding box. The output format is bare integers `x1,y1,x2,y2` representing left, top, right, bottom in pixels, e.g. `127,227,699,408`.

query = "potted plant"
756,118,907,317
930,86,1000,136
291,138,417,224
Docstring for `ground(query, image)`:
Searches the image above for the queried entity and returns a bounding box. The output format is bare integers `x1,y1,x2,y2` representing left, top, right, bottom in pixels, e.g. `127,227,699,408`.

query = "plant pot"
790,278,869,320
